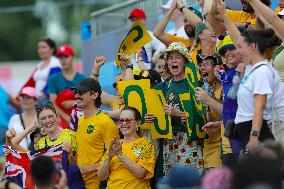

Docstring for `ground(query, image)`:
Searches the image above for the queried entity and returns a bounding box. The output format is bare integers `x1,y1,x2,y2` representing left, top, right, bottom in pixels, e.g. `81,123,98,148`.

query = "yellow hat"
217,35,236,56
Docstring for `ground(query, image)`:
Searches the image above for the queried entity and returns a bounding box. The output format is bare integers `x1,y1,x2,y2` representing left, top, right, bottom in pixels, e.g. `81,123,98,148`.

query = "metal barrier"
90,0,199,37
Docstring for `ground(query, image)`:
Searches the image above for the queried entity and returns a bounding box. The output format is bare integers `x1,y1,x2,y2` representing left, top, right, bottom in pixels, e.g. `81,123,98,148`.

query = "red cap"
57,45,75,56
128,8,146,20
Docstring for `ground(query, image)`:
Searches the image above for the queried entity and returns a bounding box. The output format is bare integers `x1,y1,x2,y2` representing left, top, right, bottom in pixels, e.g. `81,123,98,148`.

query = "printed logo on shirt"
86,125,94,134
241,76,249,85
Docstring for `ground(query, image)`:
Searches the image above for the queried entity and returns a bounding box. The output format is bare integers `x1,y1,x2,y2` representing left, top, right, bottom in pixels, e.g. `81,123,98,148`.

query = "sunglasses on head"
117,118,135,124
35,102,56,113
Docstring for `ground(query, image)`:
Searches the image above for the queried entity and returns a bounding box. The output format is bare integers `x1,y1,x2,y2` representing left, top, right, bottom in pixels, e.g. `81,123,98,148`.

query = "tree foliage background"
0,0,109,62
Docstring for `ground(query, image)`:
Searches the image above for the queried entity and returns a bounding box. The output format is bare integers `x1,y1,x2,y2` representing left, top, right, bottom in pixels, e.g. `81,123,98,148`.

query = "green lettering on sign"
153,92,170,135
123,85,147,123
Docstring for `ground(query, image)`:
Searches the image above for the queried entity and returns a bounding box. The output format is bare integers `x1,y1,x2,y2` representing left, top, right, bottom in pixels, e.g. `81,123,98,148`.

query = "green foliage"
0,1,110,62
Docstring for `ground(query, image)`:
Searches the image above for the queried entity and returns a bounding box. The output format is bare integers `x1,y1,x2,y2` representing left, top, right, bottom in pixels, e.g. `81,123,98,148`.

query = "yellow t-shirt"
35,129,77,152
102,137,155,189
189,43,202,66
76,111,119,189
275,6,281,14
226,9,256,24
203,83,222,169
166,33,190,47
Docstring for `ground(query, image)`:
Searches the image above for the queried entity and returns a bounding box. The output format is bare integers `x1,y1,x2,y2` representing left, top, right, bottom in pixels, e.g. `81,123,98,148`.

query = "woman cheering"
97,107,155,189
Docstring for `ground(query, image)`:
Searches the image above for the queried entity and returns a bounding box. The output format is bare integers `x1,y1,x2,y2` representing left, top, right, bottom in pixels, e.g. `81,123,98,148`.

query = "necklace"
49,128,62,141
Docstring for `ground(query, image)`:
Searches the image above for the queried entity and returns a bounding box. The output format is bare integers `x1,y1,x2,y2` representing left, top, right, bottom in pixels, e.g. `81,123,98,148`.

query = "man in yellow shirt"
73,78,119,189
153,0,203,48
225,0,272,26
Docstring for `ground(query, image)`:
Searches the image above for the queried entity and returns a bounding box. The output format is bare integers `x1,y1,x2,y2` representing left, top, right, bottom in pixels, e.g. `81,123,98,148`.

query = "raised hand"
144,113,156,123
169,0,178,11
95,56,106,67
6,128,16,139
176,0,185,10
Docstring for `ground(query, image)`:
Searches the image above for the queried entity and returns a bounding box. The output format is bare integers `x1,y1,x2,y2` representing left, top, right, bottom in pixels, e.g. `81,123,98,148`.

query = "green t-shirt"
154,79,207,141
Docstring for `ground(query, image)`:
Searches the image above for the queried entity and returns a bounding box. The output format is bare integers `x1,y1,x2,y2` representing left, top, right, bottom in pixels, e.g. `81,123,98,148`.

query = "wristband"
250,130,259,137
126,64,133,70
91,72,99,77
179,6,185,12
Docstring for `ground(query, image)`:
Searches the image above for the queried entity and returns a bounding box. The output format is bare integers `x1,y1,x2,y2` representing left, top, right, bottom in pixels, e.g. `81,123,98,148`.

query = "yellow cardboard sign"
117,79,172,139
115,20,152,67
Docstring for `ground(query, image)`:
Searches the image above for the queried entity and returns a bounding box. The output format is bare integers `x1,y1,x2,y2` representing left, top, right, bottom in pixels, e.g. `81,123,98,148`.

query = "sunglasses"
157,65,166,69
72,88,90,95
35,102,56,113
117,118,135,125
198,61,214,69
58,55,70,59
20,95,34,100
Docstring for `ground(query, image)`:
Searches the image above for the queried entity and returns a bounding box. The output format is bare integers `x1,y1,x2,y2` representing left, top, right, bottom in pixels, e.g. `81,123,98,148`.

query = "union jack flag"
4,144,63,189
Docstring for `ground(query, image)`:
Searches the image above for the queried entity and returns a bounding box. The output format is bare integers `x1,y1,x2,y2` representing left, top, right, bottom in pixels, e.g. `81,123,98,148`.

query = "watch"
250,130,259,137
126,64,133,70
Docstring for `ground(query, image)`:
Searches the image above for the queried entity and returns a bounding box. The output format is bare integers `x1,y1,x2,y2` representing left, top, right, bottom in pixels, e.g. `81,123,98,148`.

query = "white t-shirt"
167,26,188,39
33,56,61,97
132,31,166,70
235,60,284,123
8,114,31,149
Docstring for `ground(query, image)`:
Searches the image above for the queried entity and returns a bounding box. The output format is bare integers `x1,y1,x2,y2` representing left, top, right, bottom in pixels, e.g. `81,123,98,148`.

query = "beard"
185,28,195,38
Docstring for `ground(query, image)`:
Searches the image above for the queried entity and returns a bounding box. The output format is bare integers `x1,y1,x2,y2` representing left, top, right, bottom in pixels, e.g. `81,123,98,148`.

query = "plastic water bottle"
218,65,226,81
227,72,241,99
202,73,212,96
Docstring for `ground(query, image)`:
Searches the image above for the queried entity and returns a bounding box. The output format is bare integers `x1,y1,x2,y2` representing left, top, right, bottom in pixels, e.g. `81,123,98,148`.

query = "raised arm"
214,0,241,45
206,0,227,35
11,121,36,146
153,0,177,47
5,129,27,152
91,56,106,81
248,0,284,41
177,0,202,27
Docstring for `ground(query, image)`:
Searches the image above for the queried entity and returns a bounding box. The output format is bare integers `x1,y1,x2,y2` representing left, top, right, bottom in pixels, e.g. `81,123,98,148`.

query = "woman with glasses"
35,102,77,161
8,87,38,150
195,53,226,169
97,107,155,189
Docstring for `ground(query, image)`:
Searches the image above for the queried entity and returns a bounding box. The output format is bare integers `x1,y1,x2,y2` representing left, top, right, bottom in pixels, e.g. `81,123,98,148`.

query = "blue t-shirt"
221,67,244,158
222,67,238,127
0,86,9,128
48,72,86,95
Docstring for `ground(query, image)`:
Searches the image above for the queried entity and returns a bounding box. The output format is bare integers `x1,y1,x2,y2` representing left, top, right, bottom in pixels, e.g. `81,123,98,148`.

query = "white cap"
161,0,188,10
278,9,284,16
